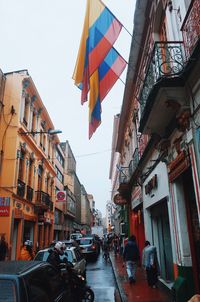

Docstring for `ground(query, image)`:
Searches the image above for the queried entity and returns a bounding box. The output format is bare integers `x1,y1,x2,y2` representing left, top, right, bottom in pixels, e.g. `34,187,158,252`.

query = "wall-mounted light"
19,129,62,135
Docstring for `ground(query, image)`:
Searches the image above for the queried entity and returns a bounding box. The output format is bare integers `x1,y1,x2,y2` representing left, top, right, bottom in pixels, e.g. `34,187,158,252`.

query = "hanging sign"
56,191,66,202
113,194,127,206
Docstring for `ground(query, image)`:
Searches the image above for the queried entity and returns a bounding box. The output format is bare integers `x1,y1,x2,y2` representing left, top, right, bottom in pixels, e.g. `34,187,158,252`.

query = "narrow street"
87,252,120,302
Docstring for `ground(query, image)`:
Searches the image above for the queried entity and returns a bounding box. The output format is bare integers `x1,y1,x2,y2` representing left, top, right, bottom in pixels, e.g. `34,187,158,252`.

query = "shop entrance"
183,168,200,291
151,200,174,282
11,220,19,260
23,221,34,243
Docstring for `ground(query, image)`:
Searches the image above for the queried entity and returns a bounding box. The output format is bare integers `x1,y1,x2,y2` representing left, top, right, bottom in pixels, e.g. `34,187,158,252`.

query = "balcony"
17,179,25,198
139,41,187,136
182,0,200,59
129,148,139,177
26,185,33,202
35,191,52,211
119,167,130,184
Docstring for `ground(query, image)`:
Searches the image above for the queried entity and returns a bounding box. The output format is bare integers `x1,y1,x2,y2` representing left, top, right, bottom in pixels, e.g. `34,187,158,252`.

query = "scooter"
60,261,94,302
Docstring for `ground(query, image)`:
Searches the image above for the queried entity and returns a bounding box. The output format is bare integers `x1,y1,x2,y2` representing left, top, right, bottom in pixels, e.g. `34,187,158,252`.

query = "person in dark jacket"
0,235,8,261
47,241,66,270
123,235,140,283
142,240,159,288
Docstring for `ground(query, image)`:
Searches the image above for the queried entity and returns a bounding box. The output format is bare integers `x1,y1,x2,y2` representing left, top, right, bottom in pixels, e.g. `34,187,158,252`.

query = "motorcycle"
60,260,94,302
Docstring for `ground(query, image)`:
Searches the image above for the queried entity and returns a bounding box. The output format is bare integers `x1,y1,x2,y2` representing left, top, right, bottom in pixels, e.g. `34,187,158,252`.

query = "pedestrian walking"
112,234,119,256
0,234,8,261
19,240,35,260
123,235,140,284
142,240,159,288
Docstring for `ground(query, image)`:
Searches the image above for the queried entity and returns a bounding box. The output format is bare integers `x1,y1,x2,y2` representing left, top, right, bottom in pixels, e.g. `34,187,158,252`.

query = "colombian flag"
89,47,126,139
73,0,122,104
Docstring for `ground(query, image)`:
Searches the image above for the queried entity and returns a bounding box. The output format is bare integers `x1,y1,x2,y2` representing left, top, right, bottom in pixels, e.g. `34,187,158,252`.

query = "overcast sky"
0,0,135,216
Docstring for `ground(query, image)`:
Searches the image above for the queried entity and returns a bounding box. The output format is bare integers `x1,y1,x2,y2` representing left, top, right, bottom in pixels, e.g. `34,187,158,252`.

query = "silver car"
34,246,86,277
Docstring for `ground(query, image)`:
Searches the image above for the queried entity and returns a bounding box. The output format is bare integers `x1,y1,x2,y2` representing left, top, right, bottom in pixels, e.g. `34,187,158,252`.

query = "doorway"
11,220,18,260
183,168,200,291
151,200,174,282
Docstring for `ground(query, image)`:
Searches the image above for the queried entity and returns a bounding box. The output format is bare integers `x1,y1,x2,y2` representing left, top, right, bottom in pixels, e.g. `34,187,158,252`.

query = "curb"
110,254,128,302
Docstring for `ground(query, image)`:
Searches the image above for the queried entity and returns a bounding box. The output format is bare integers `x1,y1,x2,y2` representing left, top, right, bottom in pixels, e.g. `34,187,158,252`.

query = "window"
61,250,73,263
28,158,33,187
31,111,37,134
18,149,25,180
23,97,29,126
40,131,43,147
0,280,17,302
79,239,92,245
55,148,64,167
55,166,64,184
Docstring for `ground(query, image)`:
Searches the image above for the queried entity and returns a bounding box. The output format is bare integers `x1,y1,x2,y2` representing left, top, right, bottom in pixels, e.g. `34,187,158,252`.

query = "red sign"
56,191,66,202
0,206,10,216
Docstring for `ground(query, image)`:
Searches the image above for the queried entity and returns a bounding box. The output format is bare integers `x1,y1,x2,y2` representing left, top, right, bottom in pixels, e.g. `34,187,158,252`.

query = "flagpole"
99,0,133,37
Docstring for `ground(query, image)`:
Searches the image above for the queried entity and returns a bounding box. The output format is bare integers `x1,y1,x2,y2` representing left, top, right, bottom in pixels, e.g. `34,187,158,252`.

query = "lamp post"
19,129,62,135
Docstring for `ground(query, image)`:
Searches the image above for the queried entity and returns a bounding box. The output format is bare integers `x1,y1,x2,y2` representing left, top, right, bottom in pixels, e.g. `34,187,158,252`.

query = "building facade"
112,0,200,299
0,70,58,259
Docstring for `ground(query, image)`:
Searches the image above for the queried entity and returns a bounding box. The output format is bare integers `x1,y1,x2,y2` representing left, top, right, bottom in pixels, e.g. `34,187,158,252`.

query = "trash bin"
171,276,187,302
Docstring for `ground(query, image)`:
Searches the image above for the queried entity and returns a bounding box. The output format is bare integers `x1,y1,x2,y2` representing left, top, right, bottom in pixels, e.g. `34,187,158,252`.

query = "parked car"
49,240,74,248
0,260,69,302
70,233,83,241
34,246,86,277
78,237,99,259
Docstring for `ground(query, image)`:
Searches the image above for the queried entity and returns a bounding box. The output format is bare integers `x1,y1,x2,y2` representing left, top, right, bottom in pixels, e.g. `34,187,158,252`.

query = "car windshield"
79,239,92,245
0,280,17,302
35,250,74,263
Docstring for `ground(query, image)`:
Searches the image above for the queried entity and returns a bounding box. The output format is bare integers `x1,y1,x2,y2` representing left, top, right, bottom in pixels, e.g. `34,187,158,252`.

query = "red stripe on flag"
100,56,126,101
100,70,118,101
89,19,122,76
89,119,101,139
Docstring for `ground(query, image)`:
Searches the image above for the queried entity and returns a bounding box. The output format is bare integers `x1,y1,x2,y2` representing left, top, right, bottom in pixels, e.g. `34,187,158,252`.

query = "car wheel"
82,288,94,302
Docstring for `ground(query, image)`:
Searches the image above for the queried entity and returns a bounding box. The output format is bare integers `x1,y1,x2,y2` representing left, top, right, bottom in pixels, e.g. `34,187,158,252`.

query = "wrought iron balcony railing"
140,41,185,116
119,167,130,184
35,191,52,209
182,0,200,59
26,185,33,202
17,179,26,198
129,148,139,177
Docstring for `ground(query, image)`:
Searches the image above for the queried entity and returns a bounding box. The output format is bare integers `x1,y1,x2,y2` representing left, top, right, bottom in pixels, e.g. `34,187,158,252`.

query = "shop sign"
56,191,66,202
0,197,10,217
113,194,127,205
168,150,190,182
131,198,141,210
145,174,157,195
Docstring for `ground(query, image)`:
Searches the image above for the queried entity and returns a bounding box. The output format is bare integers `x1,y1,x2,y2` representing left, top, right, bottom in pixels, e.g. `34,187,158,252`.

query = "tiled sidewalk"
110,253,172,302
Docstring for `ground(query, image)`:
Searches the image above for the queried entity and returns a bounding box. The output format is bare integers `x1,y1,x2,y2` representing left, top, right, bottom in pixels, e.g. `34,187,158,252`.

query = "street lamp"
19,129,62,135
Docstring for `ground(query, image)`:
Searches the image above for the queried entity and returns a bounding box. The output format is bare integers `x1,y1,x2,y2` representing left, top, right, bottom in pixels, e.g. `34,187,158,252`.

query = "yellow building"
0,70,59,259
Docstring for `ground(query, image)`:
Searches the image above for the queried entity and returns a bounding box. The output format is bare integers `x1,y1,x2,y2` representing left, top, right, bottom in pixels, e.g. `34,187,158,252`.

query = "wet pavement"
86,251,119,302
110,253,172,302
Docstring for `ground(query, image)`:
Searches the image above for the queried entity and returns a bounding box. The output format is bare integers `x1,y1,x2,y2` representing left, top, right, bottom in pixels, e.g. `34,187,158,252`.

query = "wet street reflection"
87,252,119,302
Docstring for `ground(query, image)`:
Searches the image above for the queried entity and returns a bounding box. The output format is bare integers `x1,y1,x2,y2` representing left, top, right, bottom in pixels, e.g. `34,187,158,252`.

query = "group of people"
120,234,200,302
122,235,158,287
